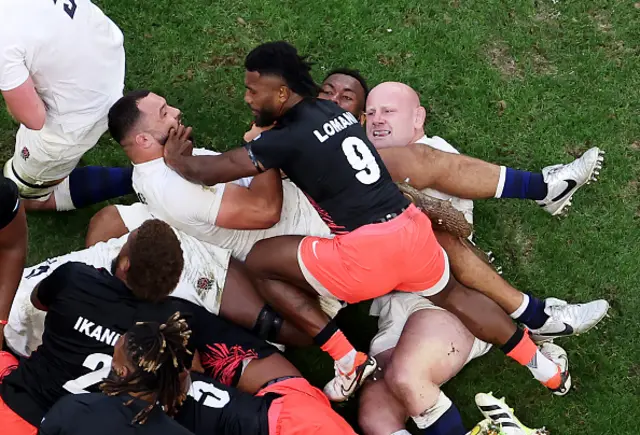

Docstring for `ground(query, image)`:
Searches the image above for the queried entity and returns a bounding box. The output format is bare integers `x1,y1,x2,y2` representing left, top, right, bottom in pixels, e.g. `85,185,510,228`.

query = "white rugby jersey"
132,148,331,261
0,0,125,132
5,228,230,357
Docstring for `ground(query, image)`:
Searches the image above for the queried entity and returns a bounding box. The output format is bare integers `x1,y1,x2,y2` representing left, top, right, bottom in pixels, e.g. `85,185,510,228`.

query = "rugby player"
161,41,575,402
0,177,27,350
38,313,194,435
321,72,609,343
0,219,186,434
4,225,311,360
0,0,129,210
320,72,603,433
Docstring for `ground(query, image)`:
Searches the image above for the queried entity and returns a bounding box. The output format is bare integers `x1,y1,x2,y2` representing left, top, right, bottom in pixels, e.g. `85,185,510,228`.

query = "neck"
129,148,163,165
282,94,304,114
126,391,156,403
410,129,426,144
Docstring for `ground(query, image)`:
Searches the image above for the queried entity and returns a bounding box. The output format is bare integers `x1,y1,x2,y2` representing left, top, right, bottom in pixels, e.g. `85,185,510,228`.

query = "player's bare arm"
216,170,283,229
1,77,46,130
0,198,27,346
164,124,261,186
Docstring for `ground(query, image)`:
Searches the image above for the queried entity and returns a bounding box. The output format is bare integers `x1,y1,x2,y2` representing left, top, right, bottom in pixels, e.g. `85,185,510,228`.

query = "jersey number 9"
342,137,381,185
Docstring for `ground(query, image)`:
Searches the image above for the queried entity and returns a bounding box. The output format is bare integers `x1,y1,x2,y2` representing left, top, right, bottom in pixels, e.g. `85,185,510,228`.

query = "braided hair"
245,41,321,98
101,312,192,424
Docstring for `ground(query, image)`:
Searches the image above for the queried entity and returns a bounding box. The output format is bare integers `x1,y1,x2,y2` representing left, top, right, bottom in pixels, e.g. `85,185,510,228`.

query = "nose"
244,91,252,106
370,111,384,126
330,93,340,103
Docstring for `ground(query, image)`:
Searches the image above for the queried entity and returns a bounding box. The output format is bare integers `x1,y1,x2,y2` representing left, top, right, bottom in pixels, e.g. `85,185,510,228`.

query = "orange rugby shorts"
257,377,356,435
297,203,449,303
0,352,37,435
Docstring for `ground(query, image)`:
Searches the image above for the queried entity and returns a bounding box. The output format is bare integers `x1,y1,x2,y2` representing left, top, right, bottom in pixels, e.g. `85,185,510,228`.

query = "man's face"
319,74,365,117
244,71,286,127
110,229,138,277
135,93,182,145
365,87,421,149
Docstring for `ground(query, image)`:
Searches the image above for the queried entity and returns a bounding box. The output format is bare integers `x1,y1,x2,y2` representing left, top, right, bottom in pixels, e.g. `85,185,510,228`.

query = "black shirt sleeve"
36,263,74,307
38,395,84,434
245,127,297,171
0,177,20,230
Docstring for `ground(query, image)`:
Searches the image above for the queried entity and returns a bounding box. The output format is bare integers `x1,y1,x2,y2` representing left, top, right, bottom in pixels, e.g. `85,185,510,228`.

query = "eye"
343,96,352,101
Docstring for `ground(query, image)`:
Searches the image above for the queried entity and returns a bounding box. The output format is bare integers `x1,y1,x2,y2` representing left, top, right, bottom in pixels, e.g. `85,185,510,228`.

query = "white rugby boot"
323,352,378,402
539,342,571,396
528,297,610,343
536,147,604,216
473,393,550,434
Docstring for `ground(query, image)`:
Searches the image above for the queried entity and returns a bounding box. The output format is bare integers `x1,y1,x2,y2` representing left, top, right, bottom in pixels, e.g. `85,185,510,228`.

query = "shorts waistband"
259,375,301,390
370,206,409,224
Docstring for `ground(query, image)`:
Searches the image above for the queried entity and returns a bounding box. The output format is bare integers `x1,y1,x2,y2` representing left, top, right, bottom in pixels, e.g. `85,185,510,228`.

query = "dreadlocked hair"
100,311,192,425
245,41,321,98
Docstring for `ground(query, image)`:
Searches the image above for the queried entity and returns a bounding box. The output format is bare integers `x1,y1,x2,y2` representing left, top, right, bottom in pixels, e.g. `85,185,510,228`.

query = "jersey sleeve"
0,177,20,230
245,127,297,171
162,172,227,226
36,263,74,307
0,38,29,91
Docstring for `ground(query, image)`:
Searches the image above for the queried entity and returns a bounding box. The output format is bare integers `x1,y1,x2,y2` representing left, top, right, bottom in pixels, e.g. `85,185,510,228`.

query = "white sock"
391,431,412,435
527,349,560,383
411,391,453,429
510,294,530,319
494,166,507,198
53,177,76,211
337,349,357,374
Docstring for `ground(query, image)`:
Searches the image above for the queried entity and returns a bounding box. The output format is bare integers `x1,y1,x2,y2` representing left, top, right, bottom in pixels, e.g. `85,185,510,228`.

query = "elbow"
262,204,282,228
22,109,46,131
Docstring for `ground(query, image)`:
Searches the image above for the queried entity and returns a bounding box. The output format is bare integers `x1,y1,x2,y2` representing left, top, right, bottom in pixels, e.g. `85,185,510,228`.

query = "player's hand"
243,123,274,142
164,124,193,165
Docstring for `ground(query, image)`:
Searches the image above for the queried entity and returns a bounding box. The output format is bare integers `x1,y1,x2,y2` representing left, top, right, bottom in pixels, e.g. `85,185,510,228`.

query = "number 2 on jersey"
52,0,77,19
62,353,112,394
342,137,381,185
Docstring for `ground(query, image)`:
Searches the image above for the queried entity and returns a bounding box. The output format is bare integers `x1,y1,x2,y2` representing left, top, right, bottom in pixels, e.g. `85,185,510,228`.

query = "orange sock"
506,332,559,385
320,330,355,361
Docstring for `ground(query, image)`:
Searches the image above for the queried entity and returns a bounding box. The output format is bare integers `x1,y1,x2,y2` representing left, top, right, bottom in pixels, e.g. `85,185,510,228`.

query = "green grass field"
2,0,639,433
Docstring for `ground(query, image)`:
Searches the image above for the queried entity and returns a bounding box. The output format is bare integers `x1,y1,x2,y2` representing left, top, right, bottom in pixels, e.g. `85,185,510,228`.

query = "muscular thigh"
390,308,476,386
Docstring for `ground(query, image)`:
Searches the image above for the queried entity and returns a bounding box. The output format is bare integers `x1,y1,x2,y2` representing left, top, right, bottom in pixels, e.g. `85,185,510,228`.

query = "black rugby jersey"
246,98,409,233
39,393,193,435
176,301,278,387
0,262,187,426
175,372,274,435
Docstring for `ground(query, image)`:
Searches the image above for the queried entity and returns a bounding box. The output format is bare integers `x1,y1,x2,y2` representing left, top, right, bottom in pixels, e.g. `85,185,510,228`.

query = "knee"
86,205,125,247
357,382,394,435
385,359,419,397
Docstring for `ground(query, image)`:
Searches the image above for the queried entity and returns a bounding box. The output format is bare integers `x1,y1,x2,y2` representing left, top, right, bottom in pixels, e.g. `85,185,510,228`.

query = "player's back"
0,262,180,426
248,99,410,233
0,0,125,130
175,372,274,435
40,393,194,435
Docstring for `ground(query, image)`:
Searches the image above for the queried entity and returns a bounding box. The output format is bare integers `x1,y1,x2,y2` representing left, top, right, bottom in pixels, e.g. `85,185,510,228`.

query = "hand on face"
164,124,193,165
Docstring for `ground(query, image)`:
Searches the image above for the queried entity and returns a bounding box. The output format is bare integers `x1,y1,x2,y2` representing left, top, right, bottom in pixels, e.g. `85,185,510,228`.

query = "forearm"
167,153,254,186
0,252,25,322
248,169,283,215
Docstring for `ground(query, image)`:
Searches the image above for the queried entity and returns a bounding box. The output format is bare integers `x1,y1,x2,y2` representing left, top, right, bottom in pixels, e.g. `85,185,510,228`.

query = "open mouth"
373,130,391,138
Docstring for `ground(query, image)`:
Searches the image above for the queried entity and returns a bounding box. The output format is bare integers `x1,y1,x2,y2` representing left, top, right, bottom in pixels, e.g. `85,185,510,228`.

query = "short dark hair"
127,219,184,302
324,68,370,98
245,41,321,98
108,90,151,144
101,312,192,424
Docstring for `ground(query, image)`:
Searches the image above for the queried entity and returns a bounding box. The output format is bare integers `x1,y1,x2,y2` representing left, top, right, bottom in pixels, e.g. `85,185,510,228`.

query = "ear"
119,255,131,276
278,86,290,103
134,132,156,149
360,113,366,126
415,106,427,129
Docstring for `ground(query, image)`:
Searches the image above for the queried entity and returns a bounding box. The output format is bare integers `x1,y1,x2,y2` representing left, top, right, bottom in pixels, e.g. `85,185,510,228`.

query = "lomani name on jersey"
313,112,359,143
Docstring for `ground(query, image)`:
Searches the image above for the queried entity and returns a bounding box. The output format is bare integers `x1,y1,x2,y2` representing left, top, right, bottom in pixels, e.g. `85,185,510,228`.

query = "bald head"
365,82,426,149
